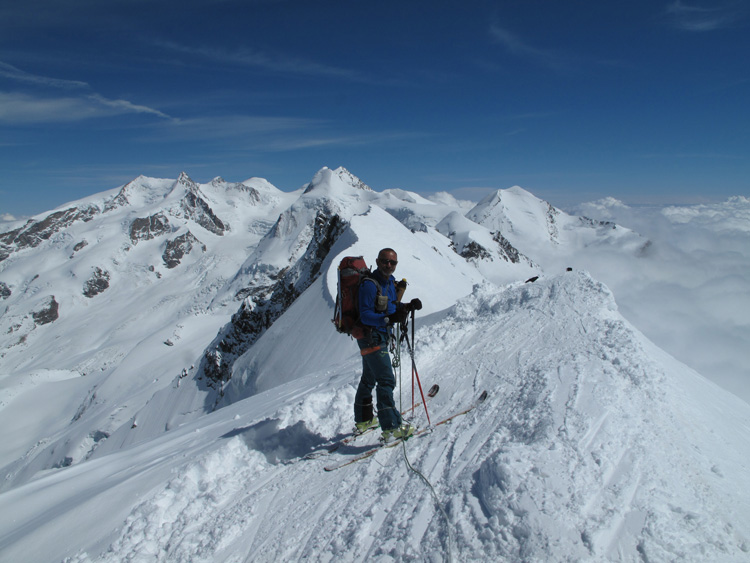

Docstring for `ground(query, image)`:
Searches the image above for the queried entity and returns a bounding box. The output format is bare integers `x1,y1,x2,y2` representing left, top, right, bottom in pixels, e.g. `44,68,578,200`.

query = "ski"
323,390,488,471
301,384,439,460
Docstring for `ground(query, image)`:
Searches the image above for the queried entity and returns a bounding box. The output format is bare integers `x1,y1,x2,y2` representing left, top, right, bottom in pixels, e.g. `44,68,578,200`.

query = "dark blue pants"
355,330,402,431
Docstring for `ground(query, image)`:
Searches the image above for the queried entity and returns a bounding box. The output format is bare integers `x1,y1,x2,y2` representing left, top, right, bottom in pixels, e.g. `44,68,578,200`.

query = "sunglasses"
379,259,398,266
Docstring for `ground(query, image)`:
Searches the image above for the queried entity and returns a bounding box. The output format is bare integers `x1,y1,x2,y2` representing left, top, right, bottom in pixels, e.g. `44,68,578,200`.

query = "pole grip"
396,278,408,303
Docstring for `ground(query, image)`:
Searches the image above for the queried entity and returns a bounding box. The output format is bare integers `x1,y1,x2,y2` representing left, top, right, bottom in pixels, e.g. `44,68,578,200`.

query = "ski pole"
404,310,431,425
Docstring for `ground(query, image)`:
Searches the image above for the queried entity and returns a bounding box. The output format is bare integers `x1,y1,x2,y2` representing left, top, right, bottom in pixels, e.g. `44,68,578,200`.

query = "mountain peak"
304,166,372,195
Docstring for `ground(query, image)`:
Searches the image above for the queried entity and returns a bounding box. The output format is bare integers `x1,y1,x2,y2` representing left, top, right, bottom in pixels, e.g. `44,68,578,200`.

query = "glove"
387,305,408,326
405,298,422,312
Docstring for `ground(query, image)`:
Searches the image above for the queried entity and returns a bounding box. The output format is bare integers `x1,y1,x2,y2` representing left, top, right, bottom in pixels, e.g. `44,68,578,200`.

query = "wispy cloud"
0,61,89,89
665,1,746,31
489,24,576,72
148,114,325,141
0,91,170,124
154,39,371,83
87,94,170,119
140,113,422,154
0,61,171,123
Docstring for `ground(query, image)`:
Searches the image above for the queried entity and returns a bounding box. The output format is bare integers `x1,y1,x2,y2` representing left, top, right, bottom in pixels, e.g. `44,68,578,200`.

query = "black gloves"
386,298,423,326
405,298,422,311
387,306,408,325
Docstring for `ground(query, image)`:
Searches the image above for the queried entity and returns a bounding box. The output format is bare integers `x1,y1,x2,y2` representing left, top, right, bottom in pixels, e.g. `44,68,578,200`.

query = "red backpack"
332,256,380,339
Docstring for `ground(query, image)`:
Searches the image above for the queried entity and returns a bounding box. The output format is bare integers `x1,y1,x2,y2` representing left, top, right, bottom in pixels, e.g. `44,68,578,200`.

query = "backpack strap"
355,277,384,331
360,276,382,295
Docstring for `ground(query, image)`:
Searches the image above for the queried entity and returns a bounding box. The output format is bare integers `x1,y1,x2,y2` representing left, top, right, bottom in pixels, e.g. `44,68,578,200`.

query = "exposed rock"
461,241,492,261
0,281,11,299
83,268,111,298
174,173,228,236
493,232,522,263
103,178,137,212
0,205,100,262
70,240,89,259
181,190,227,235
32,296,59,325
129,212,171,244
162,231,206,269
579,216,616,230
545,203,560,243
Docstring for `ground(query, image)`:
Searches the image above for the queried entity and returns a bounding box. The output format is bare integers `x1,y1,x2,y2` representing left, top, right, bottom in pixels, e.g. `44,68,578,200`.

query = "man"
354,248,422,443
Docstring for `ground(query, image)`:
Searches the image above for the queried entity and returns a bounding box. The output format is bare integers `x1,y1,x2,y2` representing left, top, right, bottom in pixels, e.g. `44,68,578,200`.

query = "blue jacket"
358,269,397,333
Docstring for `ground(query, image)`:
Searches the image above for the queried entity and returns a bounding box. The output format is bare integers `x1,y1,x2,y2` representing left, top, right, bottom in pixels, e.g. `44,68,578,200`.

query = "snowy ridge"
0,272,747,562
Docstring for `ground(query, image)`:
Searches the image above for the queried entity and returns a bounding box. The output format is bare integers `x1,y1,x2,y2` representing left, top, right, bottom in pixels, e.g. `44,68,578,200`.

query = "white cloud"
0,91,170,124
665,1,745,31
0,61,170,124
87,94,170,119
0,61,89,89
574,196,750,403
489,24,576,72
154,39,370,83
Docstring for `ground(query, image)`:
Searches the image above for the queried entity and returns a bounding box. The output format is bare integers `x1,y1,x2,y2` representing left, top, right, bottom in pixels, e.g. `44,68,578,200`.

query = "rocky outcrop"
129,212,171,244
162,231,206,269
0,281,10,299
83,268,111,298
173,173,228,236
180,190,227,236
460,241,492,261
32,296,59,325
579,216,617,230
0,205,100,262
103,181,134,212
493,232,523,263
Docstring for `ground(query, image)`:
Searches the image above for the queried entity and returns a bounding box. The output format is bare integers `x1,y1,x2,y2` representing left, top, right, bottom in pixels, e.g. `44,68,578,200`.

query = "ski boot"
380,423,414,444
354,417,379,434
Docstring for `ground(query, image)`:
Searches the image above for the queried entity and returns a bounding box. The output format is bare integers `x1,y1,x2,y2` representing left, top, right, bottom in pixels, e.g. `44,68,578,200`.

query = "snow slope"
0,272,748,562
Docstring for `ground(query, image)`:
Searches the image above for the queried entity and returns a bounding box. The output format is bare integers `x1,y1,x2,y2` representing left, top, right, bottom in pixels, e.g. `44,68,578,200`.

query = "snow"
1,167,749,562
1,272,748,562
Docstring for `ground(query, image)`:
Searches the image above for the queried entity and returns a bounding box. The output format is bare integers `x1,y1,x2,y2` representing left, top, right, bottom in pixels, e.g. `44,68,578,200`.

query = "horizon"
1,167,746,226
1,1,749,218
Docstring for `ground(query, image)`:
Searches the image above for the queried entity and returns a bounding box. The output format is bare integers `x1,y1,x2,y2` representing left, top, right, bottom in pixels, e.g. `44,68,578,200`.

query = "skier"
354,248,422,443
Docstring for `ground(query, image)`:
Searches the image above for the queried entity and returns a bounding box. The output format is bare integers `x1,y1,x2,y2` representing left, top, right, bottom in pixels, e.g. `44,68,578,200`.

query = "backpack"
332,256,381,339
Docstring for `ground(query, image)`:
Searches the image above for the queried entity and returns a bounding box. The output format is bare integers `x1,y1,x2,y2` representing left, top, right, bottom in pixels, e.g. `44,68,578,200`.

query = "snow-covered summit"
465,186,649,275
468,185,610,248
435,210,536,284
303,166,373,196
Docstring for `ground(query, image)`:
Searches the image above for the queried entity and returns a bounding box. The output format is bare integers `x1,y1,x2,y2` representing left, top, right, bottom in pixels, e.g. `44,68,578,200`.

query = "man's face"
376,250,398,277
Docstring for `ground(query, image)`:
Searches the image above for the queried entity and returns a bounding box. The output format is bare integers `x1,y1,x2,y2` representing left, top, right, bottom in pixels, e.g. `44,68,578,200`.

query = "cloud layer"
573,196,750,403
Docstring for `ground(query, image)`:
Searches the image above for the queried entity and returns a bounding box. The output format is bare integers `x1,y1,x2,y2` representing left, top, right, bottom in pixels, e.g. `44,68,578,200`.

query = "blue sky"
1,0,749,218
